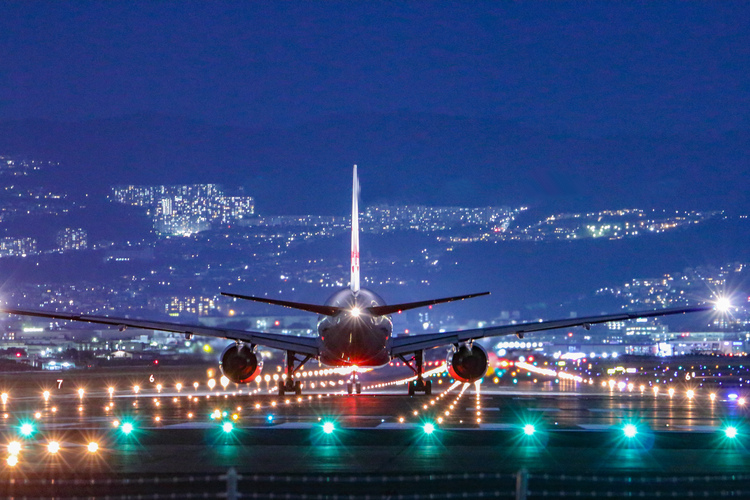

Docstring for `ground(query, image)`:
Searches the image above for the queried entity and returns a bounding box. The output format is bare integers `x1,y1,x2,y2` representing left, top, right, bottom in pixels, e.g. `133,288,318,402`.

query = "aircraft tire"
347,382,353,395
425,380,432,395
355,382,362,394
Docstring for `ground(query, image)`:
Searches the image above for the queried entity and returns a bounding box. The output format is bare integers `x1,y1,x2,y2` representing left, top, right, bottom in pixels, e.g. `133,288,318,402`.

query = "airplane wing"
388,305,713,356
0,307,321,357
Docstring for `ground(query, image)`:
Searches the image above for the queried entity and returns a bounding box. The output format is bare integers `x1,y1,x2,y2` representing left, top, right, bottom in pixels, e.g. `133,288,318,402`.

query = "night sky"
0,2,748,216
2,2,748,135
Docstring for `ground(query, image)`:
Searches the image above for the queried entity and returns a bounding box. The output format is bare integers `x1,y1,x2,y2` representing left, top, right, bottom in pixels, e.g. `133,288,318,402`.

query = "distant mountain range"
0,113,747,215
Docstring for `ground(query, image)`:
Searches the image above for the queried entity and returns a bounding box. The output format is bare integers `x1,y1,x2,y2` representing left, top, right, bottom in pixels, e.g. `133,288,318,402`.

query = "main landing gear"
278,350,312,397
399,350,432,396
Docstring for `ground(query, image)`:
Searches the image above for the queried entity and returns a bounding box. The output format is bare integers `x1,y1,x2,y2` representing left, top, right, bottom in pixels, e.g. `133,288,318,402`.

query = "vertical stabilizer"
350,165,360,293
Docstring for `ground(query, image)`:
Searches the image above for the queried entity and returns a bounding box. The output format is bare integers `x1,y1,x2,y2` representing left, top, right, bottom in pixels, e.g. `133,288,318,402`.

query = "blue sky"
1,2,748,136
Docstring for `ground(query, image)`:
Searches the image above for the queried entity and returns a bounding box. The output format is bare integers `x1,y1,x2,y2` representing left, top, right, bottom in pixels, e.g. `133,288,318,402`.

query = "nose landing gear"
346,368,362,395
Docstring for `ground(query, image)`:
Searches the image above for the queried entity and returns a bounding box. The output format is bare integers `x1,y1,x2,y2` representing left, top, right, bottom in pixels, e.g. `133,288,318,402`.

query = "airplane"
0,166,713,396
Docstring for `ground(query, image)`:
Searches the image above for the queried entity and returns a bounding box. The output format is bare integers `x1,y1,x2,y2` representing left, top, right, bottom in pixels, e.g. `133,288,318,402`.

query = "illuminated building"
0,237,37,257
56,228,87,251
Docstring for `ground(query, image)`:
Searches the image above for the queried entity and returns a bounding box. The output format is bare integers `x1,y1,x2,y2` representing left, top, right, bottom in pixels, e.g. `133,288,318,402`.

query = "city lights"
87,442,99,453
47,441,60,454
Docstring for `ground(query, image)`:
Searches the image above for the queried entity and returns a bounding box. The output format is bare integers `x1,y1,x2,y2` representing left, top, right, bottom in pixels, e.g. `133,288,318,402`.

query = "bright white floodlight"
716,297,732,313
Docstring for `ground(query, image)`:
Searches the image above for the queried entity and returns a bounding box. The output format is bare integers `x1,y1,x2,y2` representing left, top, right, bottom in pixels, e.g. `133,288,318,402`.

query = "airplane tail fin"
351,165,360,293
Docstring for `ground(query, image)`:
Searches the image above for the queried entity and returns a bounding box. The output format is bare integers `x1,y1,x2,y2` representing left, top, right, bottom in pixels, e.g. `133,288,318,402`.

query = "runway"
1,364,748,477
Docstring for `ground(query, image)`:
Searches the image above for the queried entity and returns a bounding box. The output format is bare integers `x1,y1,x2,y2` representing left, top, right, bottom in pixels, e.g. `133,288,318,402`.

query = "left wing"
0,307,320,357
389,305,713,356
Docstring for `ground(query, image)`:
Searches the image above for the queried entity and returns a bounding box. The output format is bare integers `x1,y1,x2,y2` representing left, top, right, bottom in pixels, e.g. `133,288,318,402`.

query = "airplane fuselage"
317,288,392,367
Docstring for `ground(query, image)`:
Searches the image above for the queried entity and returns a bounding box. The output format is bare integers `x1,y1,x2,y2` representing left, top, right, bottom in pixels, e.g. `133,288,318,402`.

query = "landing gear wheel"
347,382,353,395
355,382,362,394
408,382,415,396
425,380,432,395
278,380,286,397
294,380,302,396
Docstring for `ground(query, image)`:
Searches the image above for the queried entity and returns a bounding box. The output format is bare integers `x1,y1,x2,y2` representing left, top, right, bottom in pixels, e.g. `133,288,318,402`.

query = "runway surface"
1,365,749,478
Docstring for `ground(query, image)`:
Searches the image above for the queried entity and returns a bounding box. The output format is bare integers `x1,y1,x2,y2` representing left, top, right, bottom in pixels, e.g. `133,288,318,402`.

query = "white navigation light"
351,307,361,317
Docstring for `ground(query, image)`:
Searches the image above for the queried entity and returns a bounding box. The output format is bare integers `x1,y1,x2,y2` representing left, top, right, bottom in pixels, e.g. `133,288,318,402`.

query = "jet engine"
447,343,488,383
220,344,263,384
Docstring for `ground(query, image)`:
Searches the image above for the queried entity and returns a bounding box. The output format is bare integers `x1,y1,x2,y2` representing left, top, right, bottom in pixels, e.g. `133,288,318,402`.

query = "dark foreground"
1,367,749,498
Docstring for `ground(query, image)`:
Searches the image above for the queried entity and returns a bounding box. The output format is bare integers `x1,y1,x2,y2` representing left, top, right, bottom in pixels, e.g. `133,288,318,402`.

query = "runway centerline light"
423,423,435,435
624,424,638,438
322,422,335,434
523,424,536,436
725,426,738,439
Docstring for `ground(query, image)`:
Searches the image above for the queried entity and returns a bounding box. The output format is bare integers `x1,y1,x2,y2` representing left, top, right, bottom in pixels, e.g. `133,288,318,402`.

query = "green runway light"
623,424,638,438
121,422,134,435
423,423,435,435
725,426,738,439
19,423,34,437
322,422,335,434
523,424,536,436
222,422,233,433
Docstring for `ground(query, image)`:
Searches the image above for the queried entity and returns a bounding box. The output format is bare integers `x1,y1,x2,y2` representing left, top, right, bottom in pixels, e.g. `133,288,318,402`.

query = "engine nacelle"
220,344,263,384
447,343,488,383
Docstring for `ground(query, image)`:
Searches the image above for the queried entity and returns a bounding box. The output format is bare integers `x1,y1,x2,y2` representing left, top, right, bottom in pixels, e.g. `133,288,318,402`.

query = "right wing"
0,307,321,357
389,304,713,356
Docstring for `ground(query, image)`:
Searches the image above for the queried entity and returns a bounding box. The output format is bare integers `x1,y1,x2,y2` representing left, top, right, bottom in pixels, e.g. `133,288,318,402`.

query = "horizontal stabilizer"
221,292,341,316
367,291,490,316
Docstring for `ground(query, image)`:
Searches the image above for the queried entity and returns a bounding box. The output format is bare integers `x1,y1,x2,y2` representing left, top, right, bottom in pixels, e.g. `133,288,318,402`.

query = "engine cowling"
447,343,488,383
220,344,263,384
